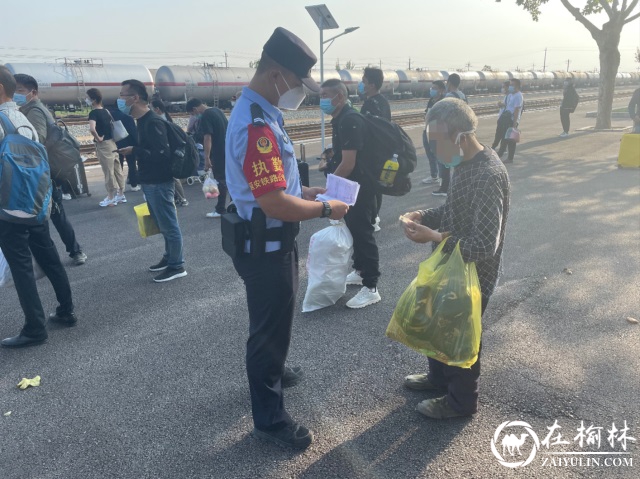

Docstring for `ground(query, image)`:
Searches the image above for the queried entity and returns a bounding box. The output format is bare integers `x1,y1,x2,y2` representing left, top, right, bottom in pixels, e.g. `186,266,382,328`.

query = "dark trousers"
560,108,571,134
493,112,517,162
50,188,81,257
0,220,74,338
345,187,380,289
438,163,450,191
372,192,383,223
427,297,488,415
233,248,298,431
423,130,439,179
215,178,229,215
119,154,138,187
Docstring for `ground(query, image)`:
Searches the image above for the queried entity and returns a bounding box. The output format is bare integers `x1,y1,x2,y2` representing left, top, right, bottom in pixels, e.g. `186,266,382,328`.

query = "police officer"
225,27,348,450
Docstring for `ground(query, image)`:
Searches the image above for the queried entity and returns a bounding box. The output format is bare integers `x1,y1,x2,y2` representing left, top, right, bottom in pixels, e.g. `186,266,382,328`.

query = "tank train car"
3,59,637,107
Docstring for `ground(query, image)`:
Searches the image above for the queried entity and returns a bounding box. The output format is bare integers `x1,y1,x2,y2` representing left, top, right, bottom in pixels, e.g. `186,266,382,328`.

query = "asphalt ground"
0,100,638,479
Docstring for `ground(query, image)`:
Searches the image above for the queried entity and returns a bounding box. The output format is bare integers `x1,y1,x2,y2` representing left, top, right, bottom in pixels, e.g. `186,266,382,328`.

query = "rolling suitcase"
618,134,640,168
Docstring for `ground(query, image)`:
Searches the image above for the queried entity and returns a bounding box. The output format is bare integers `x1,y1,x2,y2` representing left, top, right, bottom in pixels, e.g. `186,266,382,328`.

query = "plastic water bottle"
379,154,399,187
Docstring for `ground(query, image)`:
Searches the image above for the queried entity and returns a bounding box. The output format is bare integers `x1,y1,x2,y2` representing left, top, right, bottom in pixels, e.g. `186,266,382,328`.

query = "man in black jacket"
116,79,187,283
559,78,580,137
322,78,381,309
629,87,640,134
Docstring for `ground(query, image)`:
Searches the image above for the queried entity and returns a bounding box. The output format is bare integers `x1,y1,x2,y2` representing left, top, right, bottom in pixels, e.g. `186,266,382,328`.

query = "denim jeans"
142,181,185,269
422,130,439,179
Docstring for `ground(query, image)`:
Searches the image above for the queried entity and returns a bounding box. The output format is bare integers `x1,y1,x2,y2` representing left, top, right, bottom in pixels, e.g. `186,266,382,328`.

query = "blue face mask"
357,82,365,94
508,86,515,93
320,97,337,115
117,98,132,115
13,93,27,106
429,88,438,98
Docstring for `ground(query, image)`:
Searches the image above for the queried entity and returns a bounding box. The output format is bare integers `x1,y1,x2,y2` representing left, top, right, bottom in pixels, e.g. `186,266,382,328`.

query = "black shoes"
48,312,78,326
282,366,304,388
148,258,168,272
153,267,187,283
1,334,47,348
253,423,314,450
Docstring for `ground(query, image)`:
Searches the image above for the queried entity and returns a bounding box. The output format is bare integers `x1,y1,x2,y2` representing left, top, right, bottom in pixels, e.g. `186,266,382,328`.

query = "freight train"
4,60,639,109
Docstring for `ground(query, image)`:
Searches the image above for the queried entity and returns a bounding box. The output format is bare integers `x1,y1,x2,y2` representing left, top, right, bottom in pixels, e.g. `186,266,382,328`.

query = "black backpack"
348,111,417,196
162,119,199,179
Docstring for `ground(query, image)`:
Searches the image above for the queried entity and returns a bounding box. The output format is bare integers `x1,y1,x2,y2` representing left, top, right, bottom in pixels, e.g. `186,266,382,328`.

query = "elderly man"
400,98,511,419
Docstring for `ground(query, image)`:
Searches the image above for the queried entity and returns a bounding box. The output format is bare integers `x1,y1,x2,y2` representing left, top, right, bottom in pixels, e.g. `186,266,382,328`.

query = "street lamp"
305,4,359,150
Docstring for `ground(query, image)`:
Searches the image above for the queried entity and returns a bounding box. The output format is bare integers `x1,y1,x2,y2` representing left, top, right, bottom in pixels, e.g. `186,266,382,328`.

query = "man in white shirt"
0,65,77,348
497,78,523,164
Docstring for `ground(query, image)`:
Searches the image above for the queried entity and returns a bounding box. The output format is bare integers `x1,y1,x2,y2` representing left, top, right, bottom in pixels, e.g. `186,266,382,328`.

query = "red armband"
243,124,287,198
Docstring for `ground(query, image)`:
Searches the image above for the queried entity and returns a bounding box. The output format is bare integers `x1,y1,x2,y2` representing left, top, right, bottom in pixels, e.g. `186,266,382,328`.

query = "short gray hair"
321,78,348,98
426,98,477,134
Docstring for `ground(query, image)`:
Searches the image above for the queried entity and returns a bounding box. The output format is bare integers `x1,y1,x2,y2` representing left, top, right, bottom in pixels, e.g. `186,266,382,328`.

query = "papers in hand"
316,174,360,206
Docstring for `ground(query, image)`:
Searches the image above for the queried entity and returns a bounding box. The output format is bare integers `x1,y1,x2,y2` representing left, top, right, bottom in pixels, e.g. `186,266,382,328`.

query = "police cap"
263,27,319,92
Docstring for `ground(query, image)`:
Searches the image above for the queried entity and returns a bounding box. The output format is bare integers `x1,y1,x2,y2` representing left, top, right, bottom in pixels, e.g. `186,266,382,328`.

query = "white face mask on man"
275,72,306,110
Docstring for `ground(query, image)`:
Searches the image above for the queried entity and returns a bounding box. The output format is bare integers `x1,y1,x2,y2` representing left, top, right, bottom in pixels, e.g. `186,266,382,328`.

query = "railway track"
78,91,631,166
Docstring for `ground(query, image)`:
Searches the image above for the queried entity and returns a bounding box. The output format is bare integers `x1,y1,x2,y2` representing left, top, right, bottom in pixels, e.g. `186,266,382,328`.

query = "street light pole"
320,17,325,151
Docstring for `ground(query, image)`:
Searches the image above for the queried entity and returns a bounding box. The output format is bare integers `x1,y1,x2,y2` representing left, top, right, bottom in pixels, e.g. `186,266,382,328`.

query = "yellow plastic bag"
386,239,482,368
134,203,161,238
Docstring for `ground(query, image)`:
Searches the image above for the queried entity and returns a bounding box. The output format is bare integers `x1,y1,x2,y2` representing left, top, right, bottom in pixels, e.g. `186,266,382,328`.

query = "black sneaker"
153,267,187,283
282,366,304,388
432,188,447,197
71,252,87,265
253,423,314,450
49,312,78,326
148,258,168,272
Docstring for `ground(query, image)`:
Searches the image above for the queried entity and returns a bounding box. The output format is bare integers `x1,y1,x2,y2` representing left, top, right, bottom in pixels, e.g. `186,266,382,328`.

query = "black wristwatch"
320,201,332,218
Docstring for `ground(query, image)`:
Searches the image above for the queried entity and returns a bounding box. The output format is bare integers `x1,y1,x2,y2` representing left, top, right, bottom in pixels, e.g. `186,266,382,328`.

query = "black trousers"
372,192,383,223
427,297,488,415
213,163,230,215
0,220,74,339
233,248,298,431
345,187,380,288
50,188,82,257
560,108,571,133
492,112,516,162
438,163,451,191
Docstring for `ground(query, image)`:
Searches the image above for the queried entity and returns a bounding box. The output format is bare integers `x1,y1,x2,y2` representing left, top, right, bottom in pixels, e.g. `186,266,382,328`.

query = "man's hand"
116,146,133,156
328,200,348,220
400,211,423,224
302,186,326,201
204,160,212,171
401,219,442,244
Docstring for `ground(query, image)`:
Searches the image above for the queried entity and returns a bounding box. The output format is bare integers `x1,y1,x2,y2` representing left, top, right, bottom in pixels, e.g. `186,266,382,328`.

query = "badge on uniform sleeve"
244,124,287,198
256,137,273,154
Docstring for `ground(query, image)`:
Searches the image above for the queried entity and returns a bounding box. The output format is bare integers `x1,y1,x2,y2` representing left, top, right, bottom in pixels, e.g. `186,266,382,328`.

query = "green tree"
249,60,260,69
482,65,495,71
513,0,640,129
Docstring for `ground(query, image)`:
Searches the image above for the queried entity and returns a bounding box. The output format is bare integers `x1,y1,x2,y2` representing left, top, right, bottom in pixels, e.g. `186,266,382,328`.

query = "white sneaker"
115,194,127,204
559,132,569,137
346,270,363,285
61,193,72,200
421,177,439,185
129,185,141,192
99,197,117,207
373,216,381,232
206,211,222,218
346,286,381,309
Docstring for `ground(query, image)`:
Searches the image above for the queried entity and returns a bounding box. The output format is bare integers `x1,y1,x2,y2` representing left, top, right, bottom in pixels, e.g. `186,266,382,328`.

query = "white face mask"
275,73,306,110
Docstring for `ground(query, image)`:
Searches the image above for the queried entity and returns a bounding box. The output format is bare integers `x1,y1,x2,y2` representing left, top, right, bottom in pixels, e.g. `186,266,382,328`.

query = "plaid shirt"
0,101,38,142
420,147,510,300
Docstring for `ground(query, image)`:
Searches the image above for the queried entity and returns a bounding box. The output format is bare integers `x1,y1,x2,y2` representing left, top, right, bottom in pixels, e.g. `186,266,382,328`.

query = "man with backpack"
0,66,77,347
321,78,382,309
115,79,187,283
186,98,229,218
14,74,87,266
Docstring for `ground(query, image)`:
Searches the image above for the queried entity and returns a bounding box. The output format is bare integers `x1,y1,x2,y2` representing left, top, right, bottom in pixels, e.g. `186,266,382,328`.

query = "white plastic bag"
302,220,353,312
202,171,219,199
0,247,45,288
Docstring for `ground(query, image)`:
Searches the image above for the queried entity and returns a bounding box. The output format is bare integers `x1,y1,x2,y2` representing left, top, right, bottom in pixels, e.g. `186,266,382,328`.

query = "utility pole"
567,59,570,72
224,52,228,68
543,48,547,72
466,61,471,71
408,57,411,70
379,59,382,69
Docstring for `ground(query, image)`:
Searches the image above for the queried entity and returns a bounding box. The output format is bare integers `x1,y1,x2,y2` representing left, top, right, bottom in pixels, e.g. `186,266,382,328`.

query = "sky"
1,0,638,73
